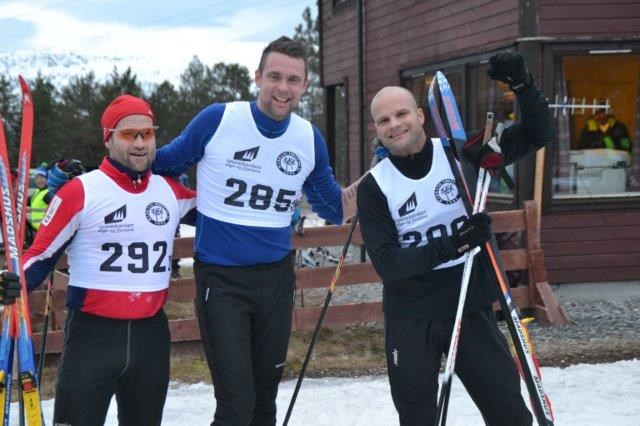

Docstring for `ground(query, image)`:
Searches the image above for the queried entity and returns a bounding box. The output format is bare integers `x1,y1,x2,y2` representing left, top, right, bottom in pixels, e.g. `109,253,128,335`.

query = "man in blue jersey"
153,36,361,425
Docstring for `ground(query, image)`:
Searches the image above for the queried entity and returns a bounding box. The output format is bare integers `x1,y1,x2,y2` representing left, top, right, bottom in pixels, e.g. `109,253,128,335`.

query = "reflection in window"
552,54,640,199
470,64,515,197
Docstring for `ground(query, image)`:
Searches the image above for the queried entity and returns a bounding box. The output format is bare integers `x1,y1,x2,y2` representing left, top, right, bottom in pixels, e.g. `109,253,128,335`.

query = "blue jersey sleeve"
302,125,343,225
153,103,226,175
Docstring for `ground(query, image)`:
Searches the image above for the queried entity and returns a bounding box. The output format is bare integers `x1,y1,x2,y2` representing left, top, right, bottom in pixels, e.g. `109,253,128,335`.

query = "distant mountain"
0,50,185,89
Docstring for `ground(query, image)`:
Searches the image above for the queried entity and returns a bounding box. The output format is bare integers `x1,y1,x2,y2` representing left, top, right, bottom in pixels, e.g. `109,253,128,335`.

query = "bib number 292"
100,241,168,273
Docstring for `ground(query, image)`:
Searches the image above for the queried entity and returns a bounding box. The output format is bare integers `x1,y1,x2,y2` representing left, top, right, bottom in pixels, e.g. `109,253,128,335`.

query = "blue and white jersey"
197,102,314,227
153,101,343,266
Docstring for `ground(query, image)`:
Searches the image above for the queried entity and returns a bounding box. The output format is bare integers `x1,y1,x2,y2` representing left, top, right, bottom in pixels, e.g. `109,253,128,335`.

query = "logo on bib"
233,146,260,162
145,202,170,226
276,151,302,176
398,192,417,217
104,205,127,224
435,179,460,204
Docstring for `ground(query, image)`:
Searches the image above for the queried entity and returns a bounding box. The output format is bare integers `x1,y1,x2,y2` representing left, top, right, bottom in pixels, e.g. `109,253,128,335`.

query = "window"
402,70,463,141
551,53,640,200
403,64,515,202
469,63,516,199
333,0,355,13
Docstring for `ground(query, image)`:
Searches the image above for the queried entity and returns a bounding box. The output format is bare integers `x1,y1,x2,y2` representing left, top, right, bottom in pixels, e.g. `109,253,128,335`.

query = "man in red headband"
12,94,197,425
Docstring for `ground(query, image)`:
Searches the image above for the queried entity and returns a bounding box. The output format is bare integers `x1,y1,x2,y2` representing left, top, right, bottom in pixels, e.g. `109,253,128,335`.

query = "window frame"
541,41,640,213
400,50,518,210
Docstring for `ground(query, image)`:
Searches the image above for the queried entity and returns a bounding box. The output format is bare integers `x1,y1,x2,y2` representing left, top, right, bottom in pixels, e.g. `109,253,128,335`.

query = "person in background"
28,166,49,230
579,100,632,152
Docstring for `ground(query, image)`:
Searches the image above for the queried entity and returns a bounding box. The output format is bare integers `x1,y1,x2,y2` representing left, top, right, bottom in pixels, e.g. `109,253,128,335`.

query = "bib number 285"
223,178,296,211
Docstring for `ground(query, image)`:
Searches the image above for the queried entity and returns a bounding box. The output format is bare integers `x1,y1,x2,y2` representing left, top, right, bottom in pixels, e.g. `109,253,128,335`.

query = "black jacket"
357,84,554,319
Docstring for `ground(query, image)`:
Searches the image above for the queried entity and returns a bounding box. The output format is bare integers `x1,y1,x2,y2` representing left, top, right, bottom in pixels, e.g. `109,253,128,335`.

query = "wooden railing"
27,200,569,354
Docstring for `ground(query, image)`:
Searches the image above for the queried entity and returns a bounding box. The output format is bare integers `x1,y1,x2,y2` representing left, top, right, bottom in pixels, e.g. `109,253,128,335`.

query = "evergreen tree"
57,72,102,166
149,80,180,146
0,74,20,155
209,62,252,103
293,6,324,134
177,56,216,124
100,67,143,103
30,73,62,166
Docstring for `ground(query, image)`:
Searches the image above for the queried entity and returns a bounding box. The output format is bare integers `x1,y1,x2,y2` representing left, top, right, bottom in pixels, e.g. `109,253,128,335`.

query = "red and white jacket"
23,158,196,319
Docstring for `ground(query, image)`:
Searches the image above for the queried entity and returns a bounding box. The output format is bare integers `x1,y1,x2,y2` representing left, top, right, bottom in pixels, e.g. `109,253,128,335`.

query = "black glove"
47,159,85,195
0,271,21,305
62,159,85,177
463,130,503,174
487,52,533,93
451,213,492,253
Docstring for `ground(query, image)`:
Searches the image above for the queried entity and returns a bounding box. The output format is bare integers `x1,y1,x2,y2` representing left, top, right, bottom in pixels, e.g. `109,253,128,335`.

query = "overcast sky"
0,0,316,82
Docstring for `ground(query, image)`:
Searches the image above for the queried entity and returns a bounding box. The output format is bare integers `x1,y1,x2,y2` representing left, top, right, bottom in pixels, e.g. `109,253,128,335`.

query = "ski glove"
47,159,85,195
463,130,503,174
0,271,21,305
451,213,492,253
487,52,533,93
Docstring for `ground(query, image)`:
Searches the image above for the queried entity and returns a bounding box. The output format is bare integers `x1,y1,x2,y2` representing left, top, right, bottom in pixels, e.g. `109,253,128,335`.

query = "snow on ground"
14,359,639,425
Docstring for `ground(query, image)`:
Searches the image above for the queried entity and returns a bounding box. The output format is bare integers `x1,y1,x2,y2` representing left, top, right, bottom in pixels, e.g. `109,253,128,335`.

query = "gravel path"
525,299,640,366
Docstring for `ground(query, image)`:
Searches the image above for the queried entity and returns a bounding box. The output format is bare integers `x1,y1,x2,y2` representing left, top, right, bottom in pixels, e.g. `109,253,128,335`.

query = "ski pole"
435,167,491,426
283,153,381,426
37,275,53,383
435,113,495,426
430,70,553,425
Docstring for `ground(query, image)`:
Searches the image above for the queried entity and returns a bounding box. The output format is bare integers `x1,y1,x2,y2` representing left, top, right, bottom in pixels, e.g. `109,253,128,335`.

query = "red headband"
101,94,156,142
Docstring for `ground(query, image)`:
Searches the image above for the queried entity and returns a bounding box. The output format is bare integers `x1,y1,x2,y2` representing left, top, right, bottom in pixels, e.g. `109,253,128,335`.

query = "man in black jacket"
357,52,554,426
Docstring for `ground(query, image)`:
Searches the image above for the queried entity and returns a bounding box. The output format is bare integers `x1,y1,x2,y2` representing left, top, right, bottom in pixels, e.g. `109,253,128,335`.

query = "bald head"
371,86,419,120
370,86,427,157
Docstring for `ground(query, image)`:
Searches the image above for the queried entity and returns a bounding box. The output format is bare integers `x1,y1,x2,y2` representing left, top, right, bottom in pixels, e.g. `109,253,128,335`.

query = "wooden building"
318,0,640,284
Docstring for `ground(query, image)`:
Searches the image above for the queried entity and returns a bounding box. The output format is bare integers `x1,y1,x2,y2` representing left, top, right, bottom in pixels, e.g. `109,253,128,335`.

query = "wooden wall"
541,210,640,283
322,0,640,285
539,0,640,37
321,0,519,180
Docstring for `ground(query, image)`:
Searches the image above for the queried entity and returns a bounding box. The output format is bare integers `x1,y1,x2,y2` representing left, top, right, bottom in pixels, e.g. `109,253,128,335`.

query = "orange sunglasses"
105,126,159,141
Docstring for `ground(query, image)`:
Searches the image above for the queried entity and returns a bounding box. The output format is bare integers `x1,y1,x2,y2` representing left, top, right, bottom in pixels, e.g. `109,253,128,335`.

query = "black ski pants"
53,309,170,426
194,252,295,426
385,307,533,426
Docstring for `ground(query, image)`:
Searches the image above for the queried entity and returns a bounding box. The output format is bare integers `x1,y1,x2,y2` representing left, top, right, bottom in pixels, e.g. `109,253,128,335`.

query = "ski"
427,71,554,426
15,75,42,426
0,115,16,426
435,113,495,425
0,76,43,425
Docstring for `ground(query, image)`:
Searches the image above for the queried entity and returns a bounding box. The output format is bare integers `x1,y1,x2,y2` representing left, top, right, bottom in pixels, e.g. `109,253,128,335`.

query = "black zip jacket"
357,83,554,319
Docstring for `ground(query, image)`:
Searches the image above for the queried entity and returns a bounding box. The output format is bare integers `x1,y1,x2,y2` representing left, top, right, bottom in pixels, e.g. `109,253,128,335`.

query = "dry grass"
32,323,387,402
286,324,387,379
165,324,387,386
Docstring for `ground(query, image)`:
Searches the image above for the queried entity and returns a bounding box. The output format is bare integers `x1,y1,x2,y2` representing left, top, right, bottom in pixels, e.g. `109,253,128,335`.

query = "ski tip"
18,75,31,94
